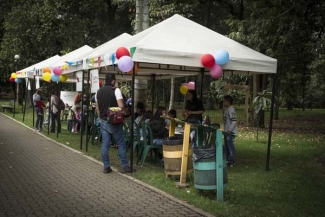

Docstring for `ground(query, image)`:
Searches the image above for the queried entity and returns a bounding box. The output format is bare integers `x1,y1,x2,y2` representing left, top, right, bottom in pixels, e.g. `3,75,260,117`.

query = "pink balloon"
53,66,62,75
210,64,223,79
118,56,134,73
187,81,195,90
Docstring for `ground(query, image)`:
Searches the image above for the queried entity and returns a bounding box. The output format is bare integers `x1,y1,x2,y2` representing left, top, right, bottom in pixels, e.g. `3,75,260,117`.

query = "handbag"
107,107,124,124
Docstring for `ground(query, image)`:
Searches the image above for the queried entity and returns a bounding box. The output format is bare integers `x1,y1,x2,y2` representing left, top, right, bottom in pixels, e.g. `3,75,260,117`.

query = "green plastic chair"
137,122,162,167
132,122,143,157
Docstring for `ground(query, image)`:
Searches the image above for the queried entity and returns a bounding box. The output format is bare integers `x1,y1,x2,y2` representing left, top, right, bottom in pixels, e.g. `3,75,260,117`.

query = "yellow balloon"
43,73,51,82
11,73,17,78
59,74,68,82
180,85,189,95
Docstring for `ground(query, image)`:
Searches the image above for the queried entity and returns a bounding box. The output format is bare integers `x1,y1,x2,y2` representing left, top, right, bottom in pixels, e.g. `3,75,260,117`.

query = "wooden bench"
1,100,14,113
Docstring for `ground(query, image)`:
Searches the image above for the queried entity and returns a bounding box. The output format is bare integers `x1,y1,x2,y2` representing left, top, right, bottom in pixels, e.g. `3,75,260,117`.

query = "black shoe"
122,166,135,173
103,167,112,173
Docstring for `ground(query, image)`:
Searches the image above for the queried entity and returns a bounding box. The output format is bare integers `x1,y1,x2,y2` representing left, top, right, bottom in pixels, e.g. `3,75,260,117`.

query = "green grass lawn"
1,100,325,217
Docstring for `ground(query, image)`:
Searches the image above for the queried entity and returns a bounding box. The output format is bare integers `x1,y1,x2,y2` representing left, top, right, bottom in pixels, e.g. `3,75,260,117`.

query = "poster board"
60,91,79,106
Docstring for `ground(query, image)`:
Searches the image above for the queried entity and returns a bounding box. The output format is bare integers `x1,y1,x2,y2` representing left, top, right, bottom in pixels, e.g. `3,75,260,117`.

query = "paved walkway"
0,114,213,217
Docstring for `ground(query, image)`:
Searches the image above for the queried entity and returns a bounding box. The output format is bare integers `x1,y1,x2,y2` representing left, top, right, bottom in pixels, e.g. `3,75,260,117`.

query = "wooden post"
178,123,191,187
169,118,176,137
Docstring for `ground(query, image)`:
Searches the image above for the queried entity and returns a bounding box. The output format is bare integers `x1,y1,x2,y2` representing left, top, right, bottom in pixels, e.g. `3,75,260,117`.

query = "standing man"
96,73,132,174
50,89,61,133
33,89,42,131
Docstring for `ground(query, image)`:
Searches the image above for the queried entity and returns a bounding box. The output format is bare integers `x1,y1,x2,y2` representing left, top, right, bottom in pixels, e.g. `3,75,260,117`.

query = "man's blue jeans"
100,120,128,168
225,134,236,165
35,107,43,130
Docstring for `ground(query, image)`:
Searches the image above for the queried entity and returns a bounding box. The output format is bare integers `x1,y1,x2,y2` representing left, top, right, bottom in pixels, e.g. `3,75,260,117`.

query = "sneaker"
103,167,112,174
122,166,135,173
228,163,235,168
34,128,39,132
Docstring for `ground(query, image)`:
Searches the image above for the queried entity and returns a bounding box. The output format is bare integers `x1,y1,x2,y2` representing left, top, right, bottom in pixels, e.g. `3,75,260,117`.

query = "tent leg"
266,74,276,170
86,70,90,152
80,70,85,150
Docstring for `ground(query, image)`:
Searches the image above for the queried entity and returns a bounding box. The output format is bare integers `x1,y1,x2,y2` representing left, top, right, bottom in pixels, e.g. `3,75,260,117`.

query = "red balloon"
99,81,103,86
116,47,130,59
201,54,215,68
9,77,15,82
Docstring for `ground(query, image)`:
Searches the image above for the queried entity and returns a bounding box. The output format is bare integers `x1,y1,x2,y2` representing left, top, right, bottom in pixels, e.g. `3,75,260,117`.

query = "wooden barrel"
163,136,193,176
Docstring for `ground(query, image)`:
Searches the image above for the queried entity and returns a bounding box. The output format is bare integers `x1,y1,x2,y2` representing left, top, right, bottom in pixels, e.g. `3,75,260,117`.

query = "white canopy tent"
16,55,61,78
47,45,93,71
63,14,276,81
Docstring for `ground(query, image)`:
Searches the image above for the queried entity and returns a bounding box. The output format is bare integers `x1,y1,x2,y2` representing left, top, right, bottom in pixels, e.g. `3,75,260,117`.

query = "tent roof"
63,33,132,75
63,14,277,82
130,14,277,74
50,45,93,68
16,55,61,78
99,14,277,76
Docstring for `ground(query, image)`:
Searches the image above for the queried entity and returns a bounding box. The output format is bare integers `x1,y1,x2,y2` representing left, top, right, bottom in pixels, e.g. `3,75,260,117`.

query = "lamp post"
13,54,20,118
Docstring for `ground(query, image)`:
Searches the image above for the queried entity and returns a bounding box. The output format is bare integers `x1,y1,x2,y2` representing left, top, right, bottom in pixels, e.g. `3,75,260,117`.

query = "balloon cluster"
201,49,229,79
9,72,20,83
116,47,134,73
42,66,67,83
179,81,195,95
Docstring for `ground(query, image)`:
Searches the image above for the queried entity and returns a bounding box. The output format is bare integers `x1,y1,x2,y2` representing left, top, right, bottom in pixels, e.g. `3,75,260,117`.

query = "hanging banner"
35,76,40,89
90,69,99,93
76,71,83,91
25,78,31,90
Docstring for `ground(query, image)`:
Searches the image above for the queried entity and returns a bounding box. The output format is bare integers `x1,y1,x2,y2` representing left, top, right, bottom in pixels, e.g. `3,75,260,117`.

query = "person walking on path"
96,73,133,174
33,89,43,131
223,95,238,167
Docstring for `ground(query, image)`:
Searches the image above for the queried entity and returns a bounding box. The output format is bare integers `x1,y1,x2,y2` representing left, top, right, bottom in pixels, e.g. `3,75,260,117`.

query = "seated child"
164,109,176,129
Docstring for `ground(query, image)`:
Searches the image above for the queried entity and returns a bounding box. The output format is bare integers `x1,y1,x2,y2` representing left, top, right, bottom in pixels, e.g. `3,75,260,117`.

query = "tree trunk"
134,0,149,109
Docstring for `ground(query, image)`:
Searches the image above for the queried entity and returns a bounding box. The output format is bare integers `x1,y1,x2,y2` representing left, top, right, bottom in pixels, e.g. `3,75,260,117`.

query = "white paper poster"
60,91,79,106
76,71,83,91
90,69,99,93
35,76,40,89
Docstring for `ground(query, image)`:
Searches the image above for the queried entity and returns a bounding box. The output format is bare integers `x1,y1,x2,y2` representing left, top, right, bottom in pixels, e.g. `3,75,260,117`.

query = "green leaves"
252,90,271,114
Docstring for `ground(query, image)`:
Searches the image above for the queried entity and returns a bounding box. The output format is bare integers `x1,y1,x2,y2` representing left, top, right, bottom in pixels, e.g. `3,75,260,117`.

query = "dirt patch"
240,113,325,135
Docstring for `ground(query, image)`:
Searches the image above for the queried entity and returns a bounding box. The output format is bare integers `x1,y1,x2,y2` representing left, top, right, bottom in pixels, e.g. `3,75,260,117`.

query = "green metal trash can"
193,146,228,190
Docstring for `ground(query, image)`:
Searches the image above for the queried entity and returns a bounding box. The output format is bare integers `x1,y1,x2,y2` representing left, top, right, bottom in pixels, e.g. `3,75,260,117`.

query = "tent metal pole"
23,79,29,122
32,75,35,127
13,82,16,118
151,74,156,112
47,82,51,135
266,74,276,170
86,69,90,152
80,70,85,150
200,68,204,100
57,82,60,138
130,66,136,172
